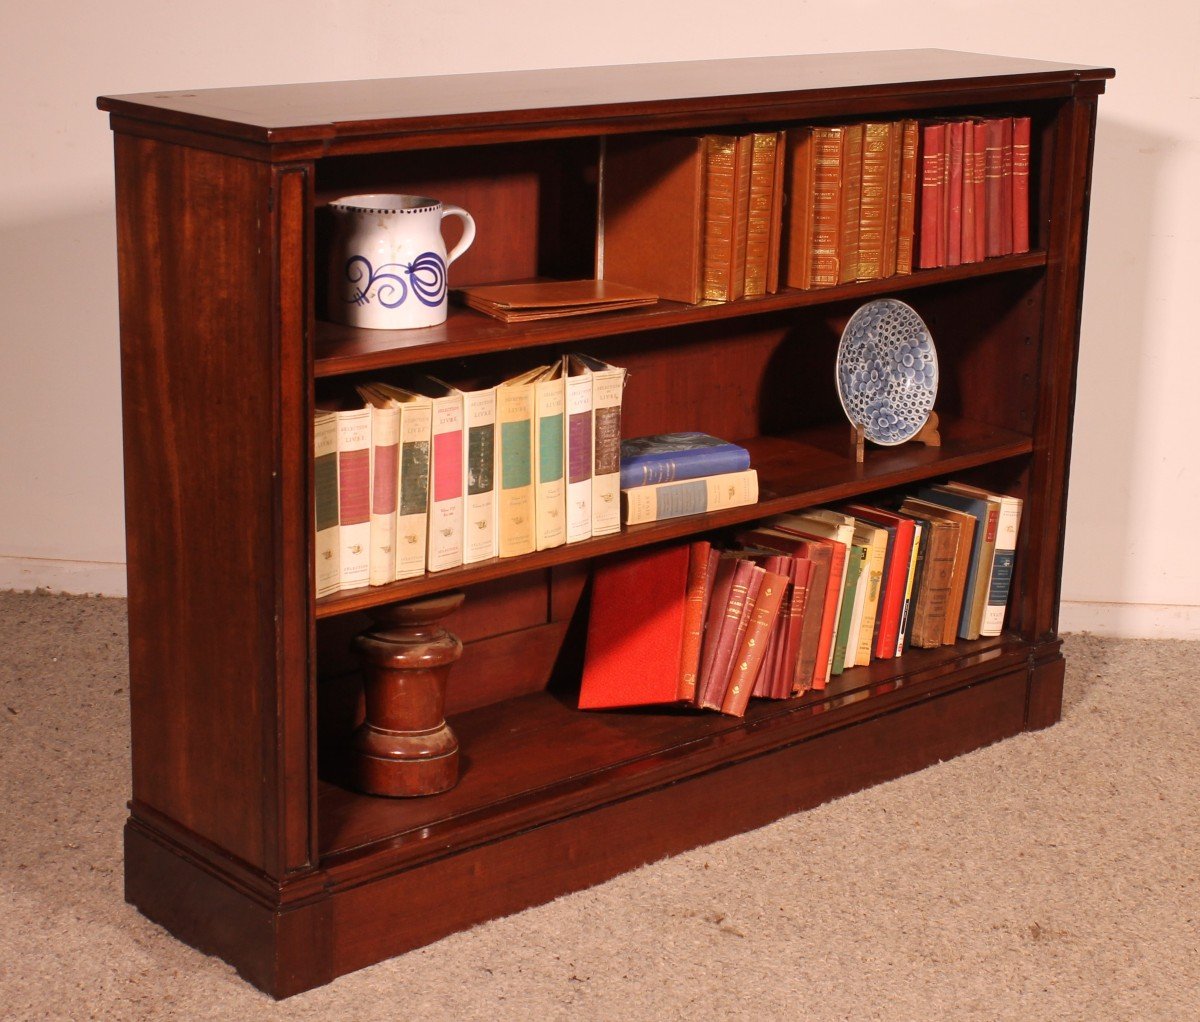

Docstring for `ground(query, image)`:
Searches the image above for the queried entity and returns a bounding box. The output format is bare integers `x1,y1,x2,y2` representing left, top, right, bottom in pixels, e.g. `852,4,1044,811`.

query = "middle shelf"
315,414,1032,617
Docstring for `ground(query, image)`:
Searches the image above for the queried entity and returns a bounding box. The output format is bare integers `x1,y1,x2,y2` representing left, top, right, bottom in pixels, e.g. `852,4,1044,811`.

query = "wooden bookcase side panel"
1018,94,1101,642
115,135,294,875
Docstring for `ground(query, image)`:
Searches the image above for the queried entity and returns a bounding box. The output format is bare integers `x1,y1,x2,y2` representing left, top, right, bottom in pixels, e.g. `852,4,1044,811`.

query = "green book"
830,543,868,675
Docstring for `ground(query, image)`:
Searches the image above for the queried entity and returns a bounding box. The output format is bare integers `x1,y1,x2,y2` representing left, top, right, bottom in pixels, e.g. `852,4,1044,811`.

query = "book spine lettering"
896,120,919,275
837,125,864,284
619,445,751,489
946,121,964,267
1012,116,1032,253
857,123,891,280
981,498,1022,636
497,386,535,558
564,370,593,544
744,132,778,297
367,403,400,585
985,118,1004,258
722,570,789,716
462,389,498,564
313,412,341,598
534,376,566,551
621,470,758,525
427,397,464,572
703,136,737,301
590,367,625,537
810,127,844,287
336,406,372,590
918,124,943,269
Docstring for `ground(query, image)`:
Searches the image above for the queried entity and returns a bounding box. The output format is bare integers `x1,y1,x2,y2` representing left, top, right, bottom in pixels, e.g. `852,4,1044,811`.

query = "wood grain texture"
116,136,281,872
97,50,1112,154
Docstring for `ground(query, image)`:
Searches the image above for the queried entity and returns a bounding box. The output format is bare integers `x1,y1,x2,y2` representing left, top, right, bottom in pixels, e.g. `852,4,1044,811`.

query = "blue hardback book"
619,432,751,489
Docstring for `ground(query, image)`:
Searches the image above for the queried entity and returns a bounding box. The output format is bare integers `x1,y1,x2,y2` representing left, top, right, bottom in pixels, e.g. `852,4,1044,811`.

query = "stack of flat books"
579,482,1023,716
618,432,758,526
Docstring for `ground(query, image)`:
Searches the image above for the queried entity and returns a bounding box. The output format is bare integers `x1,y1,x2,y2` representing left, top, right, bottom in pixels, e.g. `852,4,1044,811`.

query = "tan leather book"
881,121,903,277
600,134,705,304
744,131,781,298
857,122,892,281
896,119,919,274
837,123,865,284
783,126,816,289
458,279,657,322
765,131,787,293
903,497,976,644
809,126,846,287
898,504,957,648
702,134,754,302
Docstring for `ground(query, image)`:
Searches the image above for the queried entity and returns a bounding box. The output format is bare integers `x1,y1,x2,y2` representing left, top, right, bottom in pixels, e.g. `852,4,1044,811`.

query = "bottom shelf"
318,632,1031,872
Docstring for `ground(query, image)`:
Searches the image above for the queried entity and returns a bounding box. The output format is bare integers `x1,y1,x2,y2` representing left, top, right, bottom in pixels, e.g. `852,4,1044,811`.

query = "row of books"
918,115,1032,269
600,130,786,305
313,354,626,598
598,116,1032,303
579,482,1023,717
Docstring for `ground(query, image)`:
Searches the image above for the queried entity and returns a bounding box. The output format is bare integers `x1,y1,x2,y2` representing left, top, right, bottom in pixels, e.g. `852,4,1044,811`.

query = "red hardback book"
721,569,789,717
741,527,840,690
918,123,945,269
1012,116,1032,253
677,541,717,702
696,558,760,709
972,120,987,262
843,504,916,660
945,120,965,267
751,553,790,698
984,118,1005,258
579,544,690,709
696,555,737,701
1000,116,1014,255
773,556,814,698
742,528,828,695
961,121,977,264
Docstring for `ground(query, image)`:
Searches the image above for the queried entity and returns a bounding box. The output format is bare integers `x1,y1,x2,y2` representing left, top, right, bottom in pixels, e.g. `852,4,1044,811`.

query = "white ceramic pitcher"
327,194,476,330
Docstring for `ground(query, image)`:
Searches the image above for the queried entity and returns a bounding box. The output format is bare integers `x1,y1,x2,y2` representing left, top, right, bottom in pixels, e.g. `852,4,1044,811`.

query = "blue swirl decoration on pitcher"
343,252,447,309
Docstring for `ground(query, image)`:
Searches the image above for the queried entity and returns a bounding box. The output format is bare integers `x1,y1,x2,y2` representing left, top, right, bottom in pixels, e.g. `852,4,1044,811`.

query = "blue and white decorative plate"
835,299,938,446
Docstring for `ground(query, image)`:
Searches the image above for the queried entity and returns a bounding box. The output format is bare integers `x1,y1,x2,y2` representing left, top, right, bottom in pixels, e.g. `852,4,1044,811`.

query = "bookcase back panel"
313,140,598,305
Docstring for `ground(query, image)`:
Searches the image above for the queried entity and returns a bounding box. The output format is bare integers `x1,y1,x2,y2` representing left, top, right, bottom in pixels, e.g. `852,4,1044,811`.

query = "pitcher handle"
442,205,476,266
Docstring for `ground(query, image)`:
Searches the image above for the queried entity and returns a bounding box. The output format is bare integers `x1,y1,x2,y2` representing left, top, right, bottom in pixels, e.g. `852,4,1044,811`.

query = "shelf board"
317,633,1028,879
314,251,1047,377
314,415,1032,618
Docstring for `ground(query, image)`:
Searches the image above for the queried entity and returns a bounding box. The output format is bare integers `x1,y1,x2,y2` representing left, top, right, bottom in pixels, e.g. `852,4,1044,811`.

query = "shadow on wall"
1060,113,1165,615
0,203,125,566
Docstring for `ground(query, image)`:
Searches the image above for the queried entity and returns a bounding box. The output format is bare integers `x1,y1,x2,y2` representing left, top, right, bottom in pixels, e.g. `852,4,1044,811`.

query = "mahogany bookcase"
98,50,1112,997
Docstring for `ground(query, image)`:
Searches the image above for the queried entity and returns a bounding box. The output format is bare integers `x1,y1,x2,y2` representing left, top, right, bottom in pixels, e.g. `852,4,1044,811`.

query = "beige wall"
1,1,1195,636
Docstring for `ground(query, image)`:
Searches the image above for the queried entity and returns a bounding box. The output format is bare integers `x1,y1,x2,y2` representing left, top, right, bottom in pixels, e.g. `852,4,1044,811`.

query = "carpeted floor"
0,589,1197,1021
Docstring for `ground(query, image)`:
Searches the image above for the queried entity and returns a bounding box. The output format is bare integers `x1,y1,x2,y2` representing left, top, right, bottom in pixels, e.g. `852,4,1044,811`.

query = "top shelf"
315,251,1047,377
97,50,1113,158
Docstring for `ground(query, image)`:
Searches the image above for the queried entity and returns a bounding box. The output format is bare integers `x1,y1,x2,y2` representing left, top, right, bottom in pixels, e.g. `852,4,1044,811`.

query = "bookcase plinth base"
352,592,465,798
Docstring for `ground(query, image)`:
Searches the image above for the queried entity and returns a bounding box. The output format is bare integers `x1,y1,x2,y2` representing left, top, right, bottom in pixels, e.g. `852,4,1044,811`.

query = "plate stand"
850,411,941,464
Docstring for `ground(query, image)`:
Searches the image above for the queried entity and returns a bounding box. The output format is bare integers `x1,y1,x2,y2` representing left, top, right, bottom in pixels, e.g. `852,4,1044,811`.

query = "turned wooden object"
850,411,941,464
352,592,465,797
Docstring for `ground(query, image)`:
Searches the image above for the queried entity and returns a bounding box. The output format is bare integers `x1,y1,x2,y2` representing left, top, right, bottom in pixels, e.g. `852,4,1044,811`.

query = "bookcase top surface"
98,49,1112,149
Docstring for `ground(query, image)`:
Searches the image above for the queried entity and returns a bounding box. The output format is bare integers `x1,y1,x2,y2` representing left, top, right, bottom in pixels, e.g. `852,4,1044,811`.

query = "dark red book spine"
961,121,977,265
721,569,788,717
695,555,737,704
972,121,987,262
1000,116,1014,255
946,121,964,267
918,123,944,269
1012,116,1032,253
677,541,715,702
753,554,788,698
775,558,813,698
697,559,759,710
984,118,1005,258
